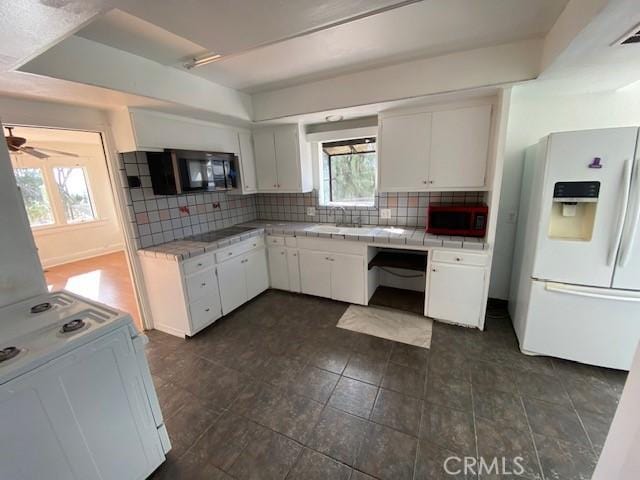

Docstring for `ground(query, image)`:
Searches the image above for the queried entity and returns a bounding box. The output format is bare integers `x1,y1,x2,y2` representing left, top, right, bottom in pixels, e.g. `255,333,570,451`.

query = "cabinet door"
287,248,301,293
253,129,279,191
378,113,431,191
268,247,290,290
330,253,365,305
238,131,258,193
218,256,247,315
274,125,302,191
427,262,485,327
299,250,332,298
244,248,269,300
429,105,491,188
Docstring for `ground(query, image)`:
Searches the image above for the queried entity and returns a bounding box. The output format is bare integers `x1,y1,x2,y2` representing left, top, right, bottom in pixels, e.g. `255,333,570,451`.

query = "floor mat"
337,304,432,349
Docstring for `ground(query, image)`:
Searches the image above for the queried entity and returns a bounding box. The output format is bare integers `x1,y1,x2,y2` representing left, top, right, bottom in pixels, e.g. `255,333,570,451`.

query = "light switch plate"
380,208,392,219
306,207,316,216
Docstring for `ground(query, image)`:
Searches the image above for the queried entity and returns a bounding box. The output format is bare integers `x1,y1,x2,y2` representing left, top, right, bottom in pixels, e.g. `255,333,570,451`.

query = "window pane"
329,152,376,204
14,168,55,227
53,167,96,223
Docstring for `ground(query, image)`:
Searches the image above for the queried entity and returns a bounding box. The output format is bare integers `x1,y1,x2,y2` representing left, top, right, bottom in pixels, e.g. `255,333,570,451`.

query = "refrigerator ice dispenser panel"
549,181,600,241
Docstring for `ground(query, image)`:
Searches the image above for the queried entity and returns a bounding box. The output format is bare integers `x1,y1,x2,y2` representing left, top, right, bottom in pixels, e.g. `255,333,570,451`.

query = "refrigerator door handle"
545,282,640,302
619,161,640,267
608,159,632,266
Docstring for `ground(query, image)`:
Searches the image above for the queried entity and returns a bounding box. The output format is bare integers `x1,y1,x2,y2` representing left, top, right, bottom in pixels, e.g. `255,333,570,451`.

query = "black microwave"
146,149,238,195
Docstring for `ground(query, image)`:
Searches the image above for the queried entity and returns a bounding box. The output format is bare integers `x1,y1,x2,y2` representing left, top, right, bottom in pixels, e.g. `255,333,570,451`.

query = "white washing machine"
0,291,170,480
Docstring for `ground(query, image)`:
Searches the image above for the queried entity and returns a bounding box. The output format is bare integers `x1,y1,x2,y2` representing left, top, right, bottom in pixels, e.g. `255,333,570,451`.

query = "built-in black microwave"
146,149,238,195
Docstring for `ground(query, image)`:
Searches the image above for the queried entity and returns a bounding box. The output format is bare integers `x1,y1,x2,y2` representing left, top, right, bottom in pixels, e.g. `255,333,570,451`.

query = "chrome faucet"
333,206,347,225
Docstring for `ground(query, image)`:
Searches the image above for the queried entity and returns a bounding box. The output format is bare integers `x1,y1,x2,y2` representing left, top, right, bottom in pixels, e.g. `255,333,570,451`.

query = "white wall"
10,139,124,267
491,83,640,299
0,123,47,307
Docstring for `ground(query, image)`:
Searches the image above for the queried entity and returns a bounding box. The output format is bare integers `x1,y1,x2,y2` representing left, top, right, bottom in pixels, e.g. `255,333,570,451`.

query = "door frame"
3,121,153,331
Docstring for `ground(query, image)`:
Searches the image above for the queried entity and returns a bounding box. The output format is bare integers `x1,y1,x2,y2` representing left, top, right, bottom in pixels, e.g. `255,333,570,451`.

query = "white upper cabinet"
253,124,313,193
111,108,241,154
378,103,492,192
378,113,432,192
237,131,258,194
253,129,279,191
429,105,492,189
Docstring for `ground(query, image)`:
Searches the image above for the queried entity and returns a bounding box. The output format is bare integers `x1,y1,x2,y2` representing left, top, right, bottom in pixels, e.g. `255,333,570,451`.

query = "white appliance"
0,291,171,479
510,127,640,370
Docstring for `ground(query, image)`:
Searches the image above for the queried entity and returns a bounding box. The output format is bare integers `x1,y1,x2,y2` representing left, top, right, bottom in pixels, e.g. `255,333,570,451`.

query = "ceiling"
76,0,568,92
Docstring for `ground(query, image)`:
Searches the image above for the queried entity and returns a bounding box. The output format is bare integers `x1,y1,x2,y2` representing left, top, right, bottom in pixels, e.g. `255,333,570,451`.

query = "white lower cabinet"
299,249,365,305
300,250,332,298
218,247,269,315
287,249,301,293
330,253,365,304
426,250,488,327
217,255,247,315
268,246,290,290
140,237,267,337
244,248,270,299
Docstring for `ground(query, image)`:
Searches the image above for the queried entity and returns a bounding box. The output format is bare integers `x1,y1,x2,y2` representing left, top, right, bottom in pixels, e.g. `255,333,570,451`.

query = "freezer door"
613,155,640,290
533,128,639,287
522,280,640,370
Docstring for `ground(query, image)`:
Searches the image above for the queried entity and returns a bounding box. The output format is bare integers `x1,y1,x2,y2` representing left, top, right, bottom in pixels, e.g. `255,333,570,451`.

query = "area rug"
337,305,432,349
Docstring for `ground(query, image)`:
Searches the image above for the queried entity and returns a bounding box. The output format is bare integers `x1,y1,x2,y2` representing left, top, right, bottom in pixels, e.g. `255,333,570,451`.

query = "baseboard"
41,243,125,268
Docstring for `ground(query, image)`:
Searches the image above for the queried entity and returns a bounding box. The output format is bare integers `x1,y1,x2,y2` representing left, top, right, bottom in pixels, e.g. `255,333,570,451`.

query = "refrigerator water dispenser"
548,181,600,241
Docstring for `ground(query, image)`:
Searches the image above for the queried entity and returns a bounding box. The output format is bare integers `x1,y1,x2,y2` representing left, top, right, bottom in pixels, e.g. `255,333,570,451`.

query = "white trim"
32,218,110,235
41,243,124,269
306,126,378,143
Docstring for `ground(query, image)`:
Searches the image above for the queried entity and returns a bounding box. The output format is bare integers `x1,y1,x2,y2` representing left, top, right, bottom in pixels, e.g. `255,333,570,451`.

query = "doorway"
6,125,143,330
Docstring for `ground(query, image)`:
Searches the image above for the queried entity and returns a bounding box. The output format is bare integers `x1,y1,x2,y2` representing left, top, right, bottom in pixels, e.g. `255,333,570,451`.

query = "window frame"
320,136,377,207
11,155,100,231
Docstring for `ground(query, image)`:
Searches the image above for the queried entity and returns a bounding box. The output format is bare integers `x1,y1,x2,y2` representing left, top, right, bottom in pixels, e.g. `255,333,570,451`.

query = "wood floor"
44,251,142,330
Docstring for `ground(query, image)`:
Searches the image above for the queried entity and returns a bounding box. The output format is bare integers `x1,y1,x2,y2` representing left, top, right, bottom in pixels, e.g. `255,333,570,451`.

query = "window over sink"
319,137,376,207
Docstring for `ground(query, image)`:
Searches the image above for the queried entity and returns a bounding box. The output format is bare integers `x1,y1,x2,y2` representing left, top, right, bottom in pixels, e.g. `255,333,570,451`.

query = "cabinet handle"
422,180,427,184
201,282,206,287
432,268,437,272
253,243,257,247
197,263,203,267
228,252,233,256
280,251,285,255
429,180,434,184
273,184,277,188
205,308,210,312
293,253,297,257
456,257,462,262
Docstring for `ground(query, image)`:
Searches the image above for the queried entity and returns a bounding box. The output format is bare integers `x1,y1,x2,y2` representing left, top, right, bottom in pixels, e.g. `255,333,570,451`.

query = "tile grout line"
519,395,546,480
549,358,599,460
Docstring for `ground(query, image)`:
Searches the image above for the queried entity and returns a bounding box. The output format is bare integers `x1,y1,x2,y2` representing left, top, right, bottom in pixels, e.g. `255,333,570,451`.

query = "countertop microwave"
146,149,238,195
426,203,488,237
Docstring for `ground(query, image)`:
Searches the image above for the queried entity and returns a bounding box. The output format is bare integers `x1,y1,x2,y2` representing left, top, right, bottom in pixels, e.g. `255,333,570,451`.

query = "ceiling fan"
4,126,79,159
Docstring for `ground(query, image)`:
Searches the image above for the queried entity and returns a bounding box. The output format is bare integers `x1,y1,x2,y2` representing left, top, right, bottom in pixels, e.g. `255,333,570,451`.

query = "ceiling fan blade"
32,147,79,158
20,147,49,159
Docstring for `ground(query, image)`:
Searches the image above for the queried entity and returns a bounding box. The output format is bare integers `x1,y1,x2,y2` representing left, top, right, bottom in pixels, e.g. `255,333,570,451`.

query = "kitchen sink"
304,224,374,236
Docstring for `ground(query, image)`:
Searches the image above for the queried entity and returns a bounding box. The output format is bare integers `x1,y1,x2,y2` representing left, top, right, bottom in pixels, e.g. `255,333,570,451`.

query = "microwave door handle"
608,159,632,266
619,161,640,267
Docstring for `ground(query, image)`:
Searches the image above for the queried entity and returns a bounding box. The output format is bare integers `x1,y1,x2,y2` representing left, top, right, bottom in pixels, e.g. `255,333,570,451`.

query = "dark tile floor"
145,291,627,480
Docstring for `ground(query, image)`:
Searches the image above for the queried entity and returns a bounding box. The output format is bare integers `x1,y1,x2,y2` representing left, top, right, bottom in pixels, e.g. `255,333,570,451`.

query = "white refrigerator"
510,127,640,370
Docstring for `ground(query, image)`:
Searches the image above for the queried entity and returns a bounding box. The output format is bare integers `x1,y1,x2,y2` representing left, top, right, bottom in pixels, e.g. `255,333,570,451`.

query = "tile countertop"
138,221,488,261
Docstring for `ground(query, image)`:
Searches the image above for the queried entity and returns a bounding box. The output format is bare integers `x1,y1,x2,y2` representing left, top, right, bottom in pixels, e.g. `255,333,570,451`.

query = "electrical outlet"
380,208,391,219
306,207,316,216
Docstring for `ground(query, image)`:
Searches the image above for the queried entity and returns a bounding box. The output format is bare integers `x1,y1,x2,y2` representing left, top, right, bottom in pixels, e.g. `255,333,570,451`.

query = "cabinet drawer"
182,253,215,276
431,250,488,266
266,235,285,246
189,296,221,333
185,269,217,302
215,237,264,263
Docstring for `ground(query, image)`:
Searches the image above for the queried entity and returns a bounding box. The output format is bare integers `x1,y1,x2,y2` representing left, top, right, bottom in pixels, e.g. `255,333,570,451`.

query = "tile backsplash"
118,151,485,248
117,152,258,248
256,191,485,227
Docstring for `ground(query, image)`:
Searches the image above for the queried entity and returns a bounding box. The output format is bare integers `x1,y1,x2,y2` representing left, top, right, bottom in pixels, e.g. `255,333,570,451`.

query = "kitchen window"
320,137,376,207
12,160,97,229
